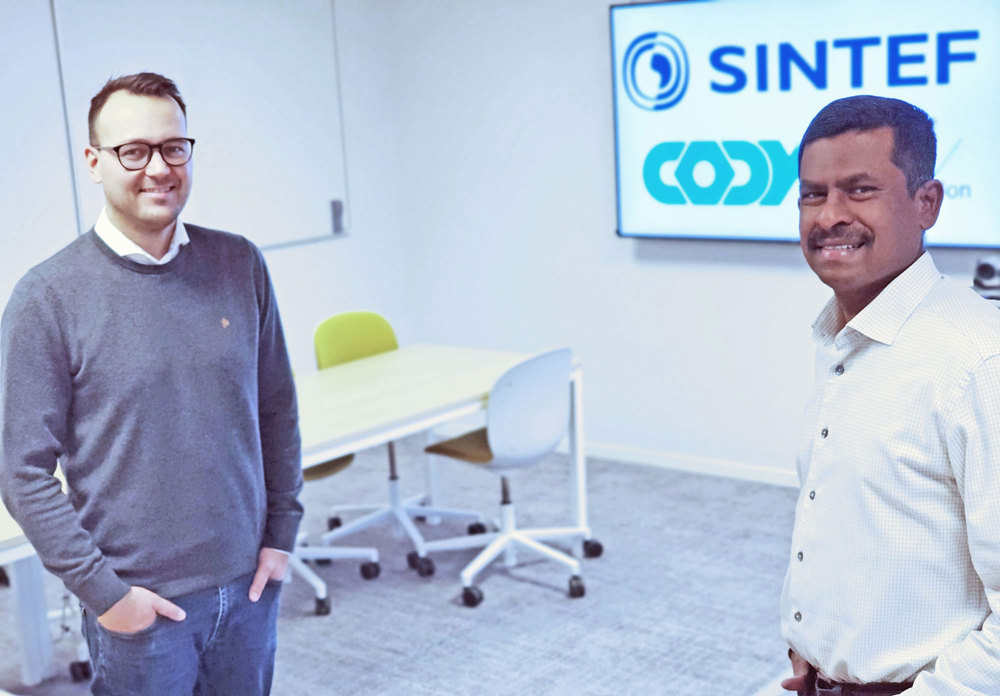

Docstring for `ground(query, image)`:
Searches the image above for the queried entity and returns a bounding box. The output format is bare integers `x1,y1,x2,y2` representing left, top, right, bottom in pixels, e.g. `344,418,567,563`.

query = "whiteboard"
53,0,350,249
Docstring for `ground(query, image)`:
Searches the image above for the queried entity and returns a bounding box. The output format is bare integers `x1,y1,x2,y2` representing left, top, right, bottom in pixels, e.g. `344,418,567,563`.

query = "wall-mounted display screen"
610,0,999,247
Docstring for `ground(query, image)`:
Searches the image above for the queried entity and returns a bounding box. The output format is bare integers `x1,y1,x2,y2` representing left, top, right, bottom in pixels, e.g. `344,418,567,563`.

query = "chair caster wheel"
70,660,92,682
414,515,428,523
462,586,484,607
315,558,332,566
568,575,585,599
360,561,380,580
583,539,603,558
315,596,332,615
467,522,487,535
407,552,434,577
415,556,434,577
327,516,342,531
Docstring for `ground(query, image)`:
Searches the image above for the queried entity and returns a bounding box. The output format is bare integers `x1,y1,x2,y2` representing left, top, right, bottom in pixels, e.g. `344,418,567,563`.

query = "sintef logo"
623,32,690,110
710,30,979,93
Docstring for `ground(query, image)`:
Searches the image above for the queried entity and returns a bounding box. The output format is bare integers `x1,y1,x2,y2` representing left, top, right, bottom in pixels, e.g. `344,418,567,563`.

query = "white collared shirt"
781,253,1000,694
93,208,189,265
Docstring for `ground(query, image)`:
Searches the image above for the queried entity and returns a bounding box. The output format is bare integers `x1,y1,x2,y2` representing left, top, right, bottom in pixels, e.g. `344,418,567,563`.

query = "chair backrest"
486,348,571,468
314,311,398,369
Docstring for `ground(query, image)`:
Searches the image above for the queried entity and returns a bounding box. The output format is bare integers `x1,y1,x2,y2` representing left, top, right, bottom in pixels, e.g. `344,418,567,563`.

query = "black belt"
813,676,912,695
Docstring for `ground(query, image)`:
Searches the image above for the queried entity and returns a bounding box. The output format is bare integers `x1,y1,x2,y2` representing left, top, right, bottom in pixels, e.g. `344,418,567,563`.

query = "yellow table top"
295,343,529,462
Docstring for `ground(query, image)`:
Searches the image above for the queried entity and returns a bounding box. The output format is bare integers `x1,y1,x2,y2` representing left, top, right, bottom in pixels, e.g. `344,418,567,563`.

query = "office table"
295,343,595,548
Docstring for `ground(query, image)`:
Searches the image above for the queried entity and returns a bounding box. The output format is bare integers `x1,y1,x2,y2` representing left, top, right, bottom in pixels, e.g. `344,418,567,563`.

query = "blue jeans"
81,572,282,696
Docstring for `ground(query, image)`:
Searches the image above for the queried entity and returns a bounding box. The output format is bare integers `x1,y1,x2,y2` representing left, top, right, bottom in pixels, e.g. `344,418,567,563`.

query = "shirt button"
834,364,844,375
794,611,802,622
797,551,804,561
809,490,816,500
820,427,829,438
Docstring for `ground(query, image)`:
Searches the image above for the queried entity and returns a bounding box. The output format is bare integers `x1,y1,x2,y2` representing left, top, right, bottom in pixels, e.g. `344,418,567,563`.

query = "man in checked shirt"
780,95,1000,695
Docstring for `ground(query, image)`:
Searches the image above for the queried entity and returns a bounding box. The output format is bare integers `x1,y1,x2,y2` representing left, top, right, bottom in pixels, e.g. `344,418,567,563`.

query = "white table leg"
405,434,441,525
421,431,442,523
9,555,54,686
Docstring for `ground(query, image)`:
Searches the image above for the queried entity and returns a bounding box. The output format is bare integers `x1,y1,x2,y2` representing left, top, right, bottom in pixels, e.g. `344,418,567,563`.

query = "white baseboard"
576,441,799,489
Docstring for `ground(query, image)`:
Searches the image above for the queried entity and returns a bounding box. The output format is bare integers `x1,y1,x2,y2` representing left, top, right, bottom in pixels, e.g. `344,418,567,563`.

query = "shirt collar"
812,252,942,347
93,208,189,265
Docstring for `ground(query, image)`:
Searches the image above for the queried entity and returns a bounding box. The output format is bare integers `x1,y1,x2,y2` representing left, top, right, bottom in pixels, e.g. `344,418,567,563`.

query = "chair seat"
425,428,493,464
302,453,355,481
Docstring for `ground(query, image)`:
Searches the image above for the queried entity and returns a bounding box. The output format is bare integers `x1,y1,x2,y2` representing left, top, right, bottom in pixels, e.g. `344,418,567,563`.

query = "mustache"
806,225,873,248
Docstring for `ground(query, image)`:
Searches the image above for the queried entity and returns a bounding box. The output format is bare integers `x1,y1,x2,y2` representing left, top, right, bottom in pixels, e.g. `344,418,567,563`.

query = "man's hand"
97,586,186,634
249,547,289,602
781,649,815,695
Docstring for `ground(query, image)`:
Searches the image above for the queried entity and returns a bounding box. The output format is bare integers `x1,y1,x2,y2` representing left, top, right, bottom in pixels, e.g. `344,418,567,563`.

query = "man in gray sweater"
0,72,303,695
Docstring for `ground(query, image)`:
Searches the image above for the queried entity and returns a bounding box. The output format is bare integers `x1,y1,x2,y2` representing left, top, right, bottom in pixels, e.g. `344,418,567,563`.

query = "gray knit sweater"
0,226,303,614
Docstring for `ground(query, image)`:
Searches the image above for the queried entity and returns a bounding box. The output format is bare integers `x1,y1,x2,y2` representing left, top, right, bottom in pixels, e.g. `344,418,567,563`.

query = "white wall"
334,0,990,485
3,1,989,486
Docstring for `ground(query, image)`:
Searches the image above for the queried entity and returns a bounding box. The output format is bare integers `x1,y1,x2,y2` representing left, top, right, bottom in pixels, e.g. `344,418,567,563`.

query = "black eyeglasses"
92,138,195,171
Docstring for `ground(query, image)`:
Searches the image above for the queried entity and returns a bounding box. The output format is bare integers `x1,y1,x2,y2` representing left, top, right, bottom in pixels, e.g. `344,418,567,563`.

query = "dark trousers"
81,572,282,696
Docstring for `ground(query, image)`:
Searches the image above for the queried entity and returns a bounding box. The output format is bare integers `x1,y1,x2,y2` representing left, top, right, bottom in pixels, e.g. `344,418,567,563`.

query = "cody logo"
643,140,798,205
623,32,690,111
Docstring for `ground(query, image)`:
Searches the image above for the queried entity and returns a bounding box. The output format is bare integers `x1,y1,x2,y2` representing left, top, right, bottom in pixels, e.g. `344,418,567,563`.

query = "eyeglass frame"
90,138,196,171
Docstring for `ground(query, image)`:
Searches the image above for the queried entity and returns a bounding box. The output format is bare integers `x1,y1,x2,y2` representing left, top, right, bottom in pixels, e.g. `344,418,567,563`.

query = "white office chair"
288,442,380,616
421,348,586,607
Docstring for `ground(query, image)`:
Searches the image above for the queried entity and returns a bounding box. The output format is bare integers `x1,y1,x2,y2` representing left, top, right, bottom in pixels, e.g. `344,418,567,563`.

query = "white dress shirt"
93,207,189,265
781,253,1000,694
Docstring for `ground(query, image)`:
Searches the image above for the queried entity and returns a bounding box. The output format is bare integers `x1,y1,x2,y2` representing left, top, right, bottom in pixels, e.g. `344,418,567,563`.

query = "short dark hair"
799,95,936,196
88,72,186,145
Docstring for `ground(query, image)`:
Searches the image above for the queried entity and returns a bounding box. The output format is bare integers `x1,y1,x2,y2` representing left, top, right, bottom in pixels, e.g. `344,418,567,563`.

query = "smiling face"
85,91,192,243
798,127,943,321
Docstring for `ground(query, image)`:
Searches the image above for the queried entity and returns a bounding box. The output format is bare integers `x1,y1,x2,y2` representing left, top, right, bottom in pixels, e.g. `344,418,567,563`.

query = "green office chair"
420,349,588,607
316,311,485,578
314,310,399,367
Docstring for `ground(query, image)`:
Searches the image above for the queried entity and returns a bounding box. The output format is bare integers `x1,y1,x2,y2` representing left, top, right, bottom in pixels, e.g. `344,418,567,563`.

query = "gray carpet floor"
0,436,797,695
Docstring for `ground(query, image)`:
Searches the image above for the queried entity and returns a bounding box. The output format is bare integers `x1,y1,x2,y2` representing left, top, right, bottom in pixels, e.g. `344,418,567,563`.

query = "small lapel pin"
221,318,230,328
